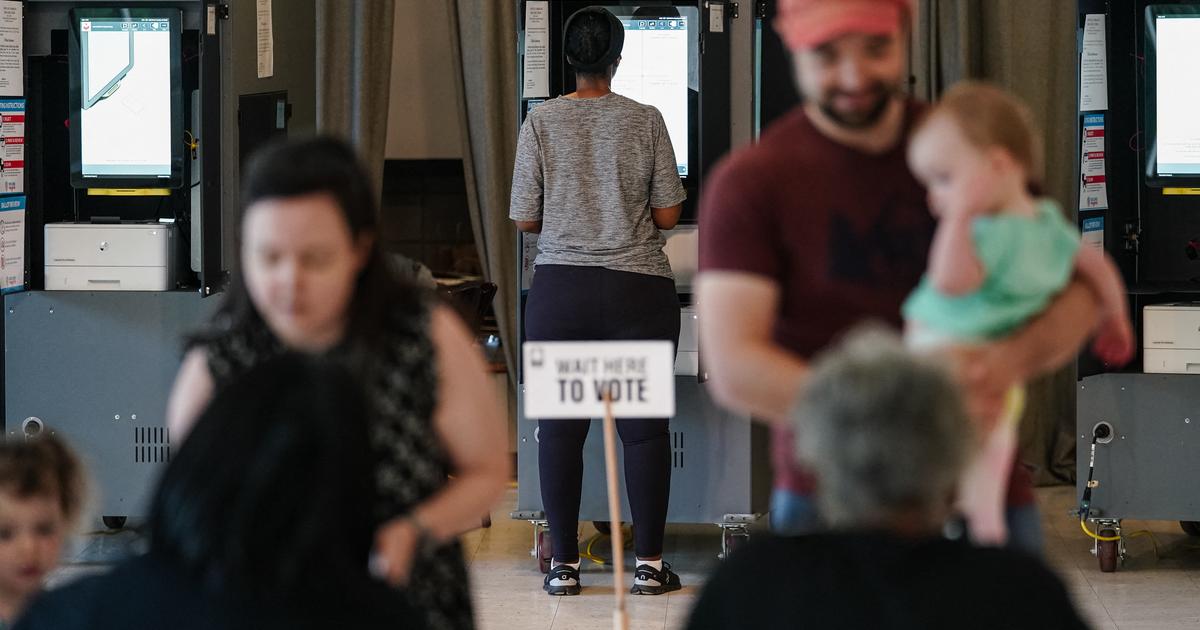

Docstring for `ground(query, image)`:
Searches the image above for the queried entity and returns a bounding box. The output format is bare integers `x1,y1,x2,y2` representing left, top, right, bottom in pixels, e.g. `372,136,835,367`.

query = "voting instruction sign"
522,341,676,419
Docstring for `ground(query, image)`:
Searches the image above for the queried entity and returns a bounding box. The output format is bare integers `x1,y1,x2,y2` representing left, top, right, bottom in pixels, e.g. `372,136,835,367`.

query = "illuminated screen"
77,16,173,179
1154,13,1200,177
611,17,689,177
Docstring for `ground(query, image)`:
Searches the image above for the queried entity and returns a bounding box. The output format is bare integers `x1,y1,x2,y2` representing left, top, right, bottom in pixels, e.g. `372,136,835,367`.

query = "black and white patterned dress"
200,297,474,630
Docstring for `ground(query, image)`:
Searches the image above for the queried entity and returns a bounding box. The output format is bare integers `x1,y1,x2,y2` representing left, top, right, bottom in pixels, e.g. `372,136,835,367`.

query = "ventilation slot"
134,426,171,464
672,431,684,469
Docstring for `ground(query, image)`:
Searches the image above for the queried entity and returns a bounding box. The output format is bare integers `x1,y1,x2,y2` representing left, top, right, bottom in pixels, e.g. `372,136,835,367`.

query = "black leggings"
526,265,680,562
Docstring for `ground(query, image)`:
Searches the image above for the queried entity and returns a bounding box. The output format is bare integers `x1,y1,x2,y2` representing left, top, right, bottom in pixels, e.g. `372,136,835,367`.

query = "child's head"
0,434,85,600
908,81,1043,217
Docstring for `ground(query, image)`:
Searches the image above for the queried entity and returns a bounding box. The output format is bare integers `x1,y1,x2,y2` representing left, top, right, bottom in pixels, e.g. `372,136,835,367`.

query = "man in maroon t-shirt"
696,0,1100,553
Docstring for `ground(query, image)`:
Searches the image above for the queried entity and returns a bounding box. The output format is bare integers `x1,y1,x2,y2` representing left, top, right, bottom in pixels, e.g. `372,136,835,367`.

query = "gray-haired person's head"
793,326,971,530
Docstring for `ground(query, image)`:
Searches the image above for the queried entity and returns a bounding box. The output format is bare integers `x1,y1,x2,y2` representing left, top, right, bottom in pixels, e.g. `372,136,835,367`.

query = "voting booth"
3,0,316,527
1074,0,1200,572
512,1,771,569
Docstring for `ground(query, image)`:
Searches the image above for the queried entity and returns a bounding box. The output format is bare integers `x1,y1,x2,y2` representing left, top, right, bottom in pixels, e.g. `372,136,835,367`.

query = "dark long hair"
148,355,375,601
200,136,420,352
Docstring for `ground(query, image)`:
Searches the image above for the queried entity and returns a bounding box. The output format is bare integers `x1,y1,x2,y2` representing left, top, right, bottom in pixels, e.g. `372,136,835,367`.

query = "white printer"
677,305,699,376
44,223,177,291
1143,303,1200,374
663,225,698,292
664,226,700,376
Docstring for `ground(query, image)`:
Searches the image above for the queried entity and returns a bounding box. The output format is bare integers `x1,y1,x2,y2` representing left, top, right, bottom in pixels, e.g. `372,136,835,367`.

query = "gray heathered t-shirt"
509,93,687,279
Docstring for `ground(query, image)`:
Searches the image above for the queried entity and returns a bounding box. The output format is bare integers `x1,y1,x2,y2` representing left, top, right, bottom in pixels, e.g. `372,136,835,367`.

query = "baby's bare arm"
928,213,985,295
1075,245,1129,322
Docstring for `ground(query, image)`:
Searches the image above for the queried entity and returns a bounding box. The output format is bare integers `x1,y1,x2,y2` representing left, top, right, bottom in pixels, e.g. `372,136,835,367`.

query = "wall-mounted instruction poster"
1080,114,1108,210
256,0,273,79
1082,216,1104,252
0,98,23,194
0,1,22,97
0,195,24,293
1080,14,1108,112
523,1,550,98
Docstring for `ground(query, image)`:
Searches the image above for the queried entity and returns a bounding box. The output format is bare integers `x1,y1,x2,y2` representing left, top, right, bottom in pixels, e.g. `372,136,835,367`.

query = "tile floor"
54,485,1200,629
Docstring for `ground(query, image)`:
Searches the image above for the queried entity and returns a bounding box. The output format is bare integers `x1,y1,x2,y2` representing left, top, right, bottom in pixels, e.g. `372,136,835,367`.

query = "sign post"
523,340,676,630
601,391,627,630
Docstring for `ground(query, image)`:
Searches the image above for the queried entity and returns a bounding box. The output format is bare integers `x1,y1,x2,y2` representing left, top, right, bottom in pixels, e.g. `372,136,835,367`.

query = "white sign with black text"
0,1,22,97
521,0,550,99
523,341,676,419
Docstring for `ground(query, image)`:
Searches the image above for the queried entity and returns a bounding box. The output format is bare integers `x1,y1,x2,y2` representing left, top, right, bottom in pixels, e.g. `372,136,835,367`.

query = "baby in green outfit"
903,82,1133,546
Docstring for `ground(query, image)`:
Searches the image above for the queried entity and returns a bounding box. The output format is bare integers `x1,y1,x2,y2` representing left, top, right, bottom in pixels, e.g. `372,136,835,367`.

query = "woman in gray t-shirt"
509,6,687,600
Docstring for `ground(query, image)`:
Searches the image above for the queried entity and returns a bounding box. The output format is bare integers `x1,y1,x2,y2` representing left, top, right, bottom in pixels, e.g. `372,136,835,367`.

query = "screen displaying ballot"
77,16,173,179
1154,14,1200,177
611,17,690,177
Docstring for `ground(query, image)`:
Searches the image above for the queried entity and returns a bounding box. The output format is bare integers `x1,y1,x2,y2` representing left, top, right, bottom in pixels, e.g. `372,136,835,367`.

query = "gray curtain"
315,0,397,197
911,0,983,101
446,0,520,388
913,0,1081,485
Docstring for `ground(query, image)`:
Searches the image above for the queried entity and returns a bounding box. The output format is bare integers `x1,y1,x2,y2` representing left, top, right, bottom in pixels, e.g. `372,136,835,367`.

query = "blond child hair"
915,80,1045,188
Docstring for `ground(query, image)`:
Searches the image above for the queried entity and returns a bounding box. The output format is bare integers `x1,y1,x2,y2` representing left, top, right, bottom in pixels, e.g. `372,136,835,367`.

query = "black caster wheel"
593,521,613,536
537,529,553,574
102,516,127,530
1181,521,1200,537
1097,529,1119,573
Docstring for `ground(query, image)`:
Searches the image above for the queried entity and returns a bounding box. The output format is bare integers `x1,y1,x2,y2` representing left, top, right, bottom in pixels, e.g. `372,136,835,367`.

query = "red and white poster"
1079,114,1108,211
0,98,23,194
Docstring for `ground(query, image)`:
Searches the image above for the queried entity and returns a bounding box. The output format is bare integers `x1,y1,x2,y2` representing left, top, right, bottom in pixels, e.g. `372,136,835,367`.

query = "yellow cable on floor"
1080,518,1121,542
1080,520,1164,559
578,528,634,566
1124,530,1161,559
580,533,608,565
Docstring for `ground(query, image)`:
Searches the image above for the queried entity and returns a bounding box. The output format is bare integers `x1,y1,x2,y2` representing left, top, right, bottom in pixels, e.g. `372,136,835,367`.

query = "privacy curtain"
446,0,520,391
913,0,1082,485
315,0,397,197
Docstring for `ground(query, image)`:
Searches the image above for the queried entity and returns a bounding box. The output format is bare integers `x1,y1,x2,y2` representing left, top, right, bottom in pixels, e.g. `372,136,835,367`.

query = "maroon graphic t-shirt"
699,102,1035,507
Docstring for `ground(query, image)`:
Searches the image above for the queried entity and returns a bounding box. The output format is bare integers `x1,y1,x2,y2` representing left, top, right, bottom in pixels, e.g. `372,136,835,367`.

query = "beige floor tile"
552,607,667,630
43,486,1200,629
1095,593,1200,624
664,593,698,630
1108,619,1200,624
472,590,559,630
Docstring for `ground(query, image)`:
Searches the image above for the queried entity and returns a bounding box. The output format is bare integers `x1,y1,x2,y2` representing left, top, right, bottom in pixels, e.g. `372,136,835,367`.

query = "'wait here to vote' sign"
522,341,676,419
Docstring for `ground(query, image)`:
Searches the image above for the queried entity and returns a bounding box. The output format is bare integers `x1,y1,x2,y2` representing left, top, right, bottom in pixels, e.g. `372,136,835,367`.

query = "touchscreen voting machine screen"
606,10,697,178
69,9,184,189
1147,6,1200,186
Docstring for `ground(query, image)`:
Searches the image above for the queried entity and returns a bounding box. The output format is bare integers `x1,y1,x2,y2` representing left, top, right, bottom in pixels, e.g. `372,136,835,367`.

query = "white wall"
386,0,464,159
